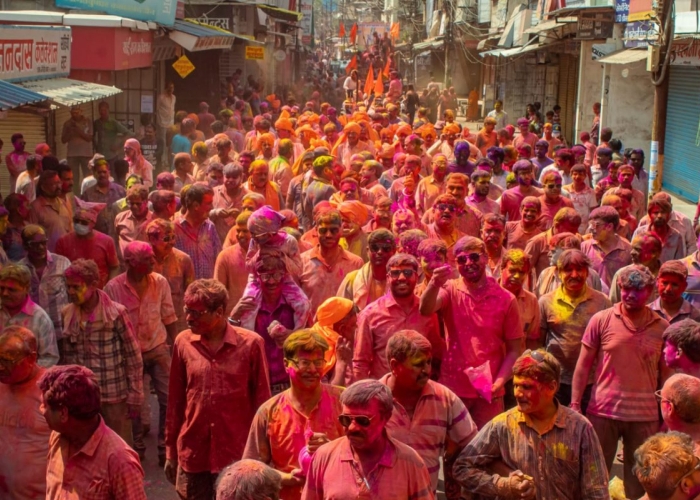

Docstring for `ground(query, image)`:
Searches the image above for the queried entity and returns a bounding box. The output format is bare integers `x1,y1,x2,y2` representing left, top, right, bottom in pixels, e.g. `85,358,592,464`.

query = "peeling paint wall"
575,40,605,142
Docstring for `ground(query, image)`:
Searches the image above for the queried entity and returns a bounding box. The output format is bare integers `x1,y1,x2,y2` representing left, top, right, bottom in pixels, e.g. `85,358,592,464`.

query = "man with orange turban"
311,297,357,386
256,133,275,162
338,200,370,261
427,122,480,162
333,122,374,170
246,160,283,211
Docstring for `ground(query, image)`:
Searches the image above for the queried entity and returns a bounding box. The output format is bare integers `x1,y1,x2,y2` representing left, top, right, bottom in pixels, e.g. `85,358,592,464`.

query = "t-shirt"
55,231,119,289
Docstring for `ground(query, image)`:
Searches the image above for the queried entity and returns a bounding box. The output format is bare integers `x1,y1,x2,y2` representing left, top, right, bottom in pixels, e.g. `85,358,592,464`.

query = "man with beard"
354,254,441,380
338,200,370,262
650,261,700,323
422,173,482,237
381,330,477,499
415,154,448,217
506,196,544,252
28,170,72,252
453,350,609,500
482,214,507,282
337,228,396,311
335,123,372,169
500,160,543,222
640,198,686,263
210,163,249,242
363,196,392,233
425,194,466,266
639,192,696,256
301,380,433,500
359,160,388,200
420,236,524,427
300,209,363,312
609,233,662,304
245,330,345,500
524,207,581,279
467,170,500,216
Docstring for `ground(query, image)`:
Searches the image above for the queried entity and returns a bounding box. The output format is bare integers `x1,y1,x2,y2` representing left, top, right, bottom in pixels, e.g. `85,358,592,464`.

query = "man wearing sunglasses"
425,194,466,267
538,170,574,230
454,349,609,500
658,374,700,451
337,228,397,311
420,236,524,428
245,330,345,500
166,279,270,500
634,432,700,500
354,254,441,381
301,379,434,500
572,264,670,499
422,173,482,238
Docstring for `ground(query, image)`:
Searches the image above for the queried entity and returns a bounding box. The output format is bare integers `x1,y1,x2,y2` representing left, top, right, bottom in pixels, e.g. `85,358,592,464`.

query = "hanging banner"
0,25,71,82
56,0,176,26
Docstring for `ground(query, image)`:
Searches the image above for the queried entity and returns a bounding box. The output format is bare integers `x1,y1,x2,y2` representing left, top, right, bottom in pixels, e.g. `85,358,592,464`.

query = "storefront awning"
414,38,444,51
524,18,577,34
168,19,236,52
14,78,122,107
598,48,648,64
257,5,303,23
481,40,551,57
0,80,49,111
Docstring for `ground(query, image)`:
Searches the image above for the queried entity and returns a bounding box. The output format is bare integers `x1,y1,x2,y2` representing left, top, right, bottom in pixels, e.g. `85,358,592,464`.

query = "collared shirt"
562,184,597,233
0,367,51,500
336,140,375,169
539,286,612,383
415,175,447,215
581,236,633,289
354,292,442,380
538,195,574,229
300,246,364,312
212,184,249,242
81,183,126,239
381,375,477,491
583,303,669,421
20,251,71,340
466,194,500,217
153,247,194,334
506,221,545,251
28,195,72,252
269,155,294,195
524,230,553,279
301,435,435,500
214,243,250,316
0,298,58,367
515,287,540,341
453,404,609,500
255,294,296,386
435,277,524,398
114,210,154,259
157,92,176,127
62,290,143,406
500,186,544,222
633,226,686,263
166,325,271,473
245,384,346,500
638,210,697,256
104,273,177,352
649,297,700,324
174,217,222,280
55,231,119,289
46,417,146,500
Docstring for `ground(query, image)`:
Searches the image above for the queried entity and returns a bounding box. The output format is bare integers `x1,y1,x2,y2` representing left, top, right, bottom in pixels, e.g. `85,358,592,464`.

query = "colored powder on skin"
624,271,648,289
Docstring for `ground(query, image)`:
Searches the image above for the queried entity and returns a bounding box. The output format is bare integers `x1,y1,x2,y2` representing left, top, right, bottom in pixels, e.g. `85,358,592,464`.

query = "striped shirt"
380,375,477,491
454,404,609,500
582,303,668,421
174,217,222,280
301,436,435,500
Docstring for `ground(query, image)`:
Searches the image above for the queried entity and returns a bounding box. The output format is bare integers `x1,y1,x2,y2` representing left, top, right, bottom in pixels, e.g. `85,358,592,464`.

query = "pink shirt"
435,277,524,398
581,236,633,289
515,288,540,341
505,221,545,251
499,186,543,222
299,246,364,313
214,243,250,316
55,231,119,289
114,211,154,259
538,195,574,229
301,436,435,500
0,367,51,500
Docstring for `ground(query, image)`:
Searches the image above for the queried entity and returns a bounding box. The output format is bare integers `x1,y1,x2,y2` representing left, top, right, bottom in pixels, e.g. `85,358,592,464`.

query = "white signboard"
300,0,313,45
671,43,700,66
0,25,71,82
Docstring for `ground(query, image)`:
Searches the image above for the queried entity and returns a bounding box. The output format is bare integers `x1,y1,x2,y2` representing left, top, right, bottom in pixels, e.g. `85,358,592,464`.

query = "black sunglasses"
456,253,482,265
338,414,376,427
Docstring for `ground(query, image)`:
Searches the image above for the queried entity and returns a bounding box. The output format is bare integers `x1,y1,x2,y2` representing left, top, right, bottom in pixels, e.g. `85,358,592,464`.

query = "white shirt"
343,76,357,91
157,92,176,128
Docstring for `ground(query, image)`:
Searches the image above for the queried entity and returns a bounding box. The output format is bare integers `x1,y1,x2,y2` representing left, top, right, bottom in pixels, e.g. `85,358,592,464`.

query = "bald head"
662,373,700,426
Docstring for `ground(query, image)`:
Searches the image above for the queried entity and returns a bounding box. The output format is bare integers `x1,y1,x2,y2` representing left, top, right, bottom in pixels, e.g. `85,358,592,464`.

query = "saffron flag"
390,22,400,40
363,65,374,97
374,69,383,96
345,55,357,75
350,23,358,45
383,56,391,77
339,24,346,38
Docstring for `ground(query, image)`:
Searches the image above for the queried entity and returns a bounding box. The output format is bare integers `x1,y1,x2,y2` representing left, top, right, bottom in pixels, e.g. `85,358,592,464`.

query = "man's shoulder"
170,247,193,264
391,437,431,468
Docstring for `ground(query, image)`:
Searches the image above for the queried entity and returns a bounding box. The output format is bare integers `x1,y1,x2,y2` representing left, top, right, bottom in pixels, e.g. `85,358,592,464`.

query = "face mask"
74,222,91,236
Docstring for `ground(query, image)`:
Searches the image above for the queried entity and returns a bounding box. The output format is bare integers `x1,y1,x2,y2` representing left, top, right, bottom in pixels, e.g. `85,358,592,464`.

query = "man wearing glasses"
425,193,466,266
245,329,345,500
301,379,434,500
354,254,441,381
420,235,524,428
658,373,700,452
538,170,574,230
634,432,700,500
572,264,669,499
166,279,270,500
454,349,609,500
581,205,633,289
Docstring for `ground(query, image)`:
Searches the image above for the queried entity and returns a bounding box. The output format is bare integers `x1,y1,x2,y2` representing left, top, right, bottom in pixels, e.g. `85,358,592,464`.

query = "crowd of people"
2,73,700,500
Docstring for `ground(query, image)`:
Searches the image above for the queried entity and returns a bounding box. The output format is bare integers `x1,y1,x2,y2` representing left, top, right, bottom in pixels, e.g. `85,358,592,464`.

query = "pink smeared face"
285,348,325,390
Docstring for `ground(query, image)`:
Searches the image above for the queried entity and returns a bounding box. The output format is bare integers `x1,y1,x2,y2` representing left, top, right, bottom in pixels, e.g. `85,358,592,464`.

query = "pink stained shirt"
434,276,524,398
114,210,154,259
103,272,177,352
515,287,540,341
153,247,195,334
580,236,633,289
415,175,447,216
211,184,249,242
213,243,250,316
499,186,543,222
0,367,51,500
538,195,574,229
582,303,669,422
354,292,442,381
505,220,545,251
46,417,146,500
55,231,119,290
299,246,364,313
301,435,435,500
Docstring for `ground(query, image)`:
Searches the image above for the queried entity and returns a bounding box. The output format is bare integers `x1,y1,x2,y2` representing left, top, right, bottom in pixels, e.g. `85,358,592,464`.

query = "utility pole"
648,0,673,198
444,0,453,88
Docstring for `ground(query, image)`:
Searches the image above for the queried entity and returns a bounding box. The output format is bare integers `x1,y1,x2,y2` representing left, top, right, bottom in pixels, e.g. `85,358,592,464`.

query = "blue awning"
0,80,48,111
168,19,236,51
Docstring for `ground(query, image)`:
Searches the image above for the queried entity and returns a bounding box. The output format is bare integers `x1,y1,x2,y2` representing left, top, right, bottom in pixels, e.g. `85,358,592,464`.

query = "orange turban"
258,133,275,147
338,200,370,225
444,123,460,135
275,117,295,136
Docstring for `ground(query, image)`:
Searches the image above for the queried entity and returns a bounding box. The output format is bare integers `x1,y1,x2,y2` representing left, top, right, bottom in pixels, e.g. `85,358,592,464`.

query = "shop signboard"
246,46,265,60
670,43,700,66
172,54,195,78
56,0,177,26
0,25,71,82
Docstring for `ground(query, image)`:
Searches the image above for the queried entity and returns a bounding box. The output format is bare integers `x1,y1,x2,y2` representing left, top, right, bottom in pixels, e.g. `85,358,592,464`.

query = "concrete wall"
575,40,605,142
601,59,653,160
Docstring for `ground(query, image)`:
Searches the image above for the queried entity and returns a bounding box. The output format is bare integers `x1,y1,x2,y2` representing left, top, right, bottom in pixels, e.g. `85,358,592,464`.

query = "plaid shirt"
454,404,609,500
46,417,146,500
0,297,58,367
174,217,222,280
61,290,144,406
20,251,71,341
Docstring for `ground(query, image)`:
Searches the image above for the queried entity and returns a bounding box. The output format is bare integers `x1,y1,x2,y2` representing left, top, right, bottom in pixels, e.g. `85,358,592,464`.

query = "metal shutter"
0,110,47,198
662,65,700,202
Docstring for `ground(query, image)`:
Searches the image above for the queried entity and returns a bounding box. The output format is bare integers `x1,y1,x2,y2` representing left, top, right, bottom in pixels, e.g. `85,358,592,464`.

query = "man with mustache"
244,330,345,500
381,330,477,499
499,160,543,222
453,350,609,500
650,261,700,323
301,380,433,500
